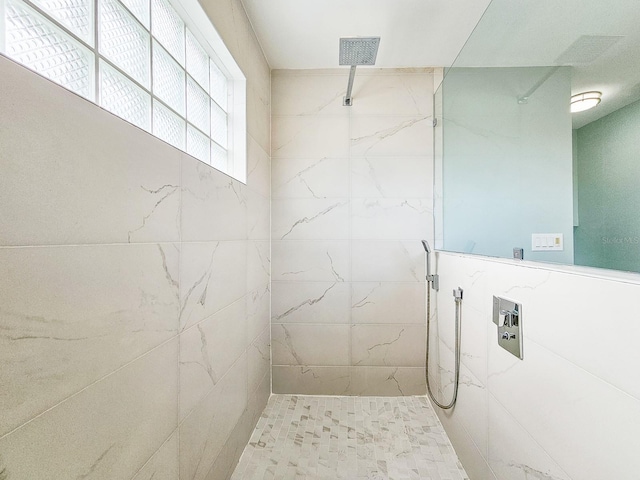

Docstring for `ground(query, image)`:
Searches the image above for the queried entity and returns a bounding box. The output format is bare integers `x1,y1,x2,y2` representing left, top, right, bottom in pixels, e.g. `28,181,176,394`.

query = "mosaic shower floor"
231,395,468,480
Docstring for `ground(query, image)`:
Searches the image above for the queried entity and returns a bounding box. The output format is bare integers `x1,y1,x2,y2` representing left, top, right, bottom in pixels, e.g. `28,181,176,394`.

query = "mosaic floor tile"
231,395,468,480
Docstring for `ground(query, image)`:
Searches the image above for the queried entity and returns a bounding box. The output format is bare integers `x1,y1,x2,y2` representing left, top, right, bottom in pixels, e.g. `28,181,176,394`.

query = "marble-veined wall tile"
272,198,349,241
0,339,178,479
352,240,425,282
272,281,351,324
349,366,426,396
351,282,425,325
180,354,248,480
248,326,270,396
351,157,432,198
272,116,349,159
132,431,179,480
179,241,247,331
179,298,247,420
488,337,640,480
350,115,432,157
272,240,350,282
0,57,182,247
350,72,433,117
247,283,270,344
271,324,350,366
351,198,432,240
272,157,350,199
181,155,248,242
351,324,425,367
0,243,179,437
488,396,571,480
247,240,270,293
272,366,351,395
247,188,270,241
271,72,348,117
246,136,271,199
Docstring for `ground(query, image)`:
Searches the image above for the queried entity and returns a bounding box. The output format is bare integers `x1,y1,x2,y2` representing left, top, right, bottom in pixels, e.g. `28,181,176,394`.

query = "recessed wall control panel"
492,296,523,359
531,233,563,251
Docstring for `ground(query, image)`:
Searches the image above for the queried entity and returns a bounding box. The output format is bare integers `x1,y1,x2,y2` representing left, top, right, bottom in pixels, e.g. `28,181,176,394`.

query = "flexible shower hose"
425,281,462,409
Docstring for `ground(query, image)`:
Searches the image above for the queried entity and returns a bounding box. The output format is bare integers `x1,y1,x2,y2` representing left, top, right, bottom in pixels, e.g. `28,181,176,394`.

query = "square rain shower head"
339,37,380,65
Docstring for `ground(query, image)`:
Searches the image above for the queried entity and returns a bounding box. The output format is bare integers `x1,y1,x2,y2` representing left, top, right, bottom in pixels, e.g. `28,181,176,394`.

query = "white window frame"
0,0,247,183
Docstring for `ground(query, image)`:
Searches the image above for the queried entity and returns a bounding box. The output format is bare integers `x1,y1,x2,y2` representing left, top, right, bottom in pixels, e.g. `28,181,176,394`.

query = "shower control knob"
501,332,516,340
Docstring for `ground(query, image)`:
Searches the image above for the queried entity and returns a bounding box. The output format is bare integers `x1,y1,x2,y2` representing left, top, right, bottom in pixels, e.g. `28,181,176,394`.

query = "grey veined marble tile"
230,395,467,480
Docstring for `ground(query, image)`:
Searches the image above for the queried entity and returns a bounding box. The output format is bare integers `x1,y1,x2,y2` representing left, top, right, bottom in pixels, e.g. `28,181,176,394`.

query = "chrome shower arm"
344,65,357,106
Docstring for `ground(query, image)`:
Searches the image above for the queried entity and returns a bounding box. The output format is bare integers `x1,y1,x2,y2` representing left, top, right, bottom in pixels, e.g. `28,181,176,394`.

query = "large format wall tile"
0,243,180,436
0,57,182,247
180,354,248,480
271,324,350,366
181,156,248,242
272,240,350,282
350,115,432,157
352,240,425,282
351,157,432,198
132,431,179,480
272,198,349,240
180,298,247,420
351,324,425,367
351,282,425,325
350,366,426,396
351,198,432,240
272,281,351,324
271,72,348,117
272,116,350,159
272,157,350,199
272,366,351,395
179,241,247,331
0,339,178,479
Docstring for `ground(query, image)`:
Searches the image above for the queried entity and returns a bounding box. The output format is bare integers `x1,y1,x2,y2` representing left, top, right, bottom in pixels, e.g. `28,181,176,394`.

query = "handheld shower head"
422,240,439,291
421,240,431,254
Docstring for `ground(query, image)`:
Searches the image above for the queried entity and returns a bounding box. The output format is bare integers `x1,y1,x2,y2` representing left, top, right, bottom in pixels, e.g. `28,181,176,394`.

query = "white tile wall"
0,0,270,475
271,69,434,395
433,251,640,480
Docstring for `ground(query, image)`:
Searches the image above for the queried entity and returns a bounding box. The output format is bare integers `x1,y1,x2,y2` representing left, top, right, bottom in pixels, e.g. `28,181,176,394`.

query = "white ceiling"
239,0,492,69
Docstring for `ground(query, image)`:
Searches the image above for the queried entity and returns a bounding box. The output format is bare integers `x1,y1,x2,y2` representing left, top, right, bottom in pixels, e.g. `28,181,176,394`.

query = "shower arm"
344,65,357,106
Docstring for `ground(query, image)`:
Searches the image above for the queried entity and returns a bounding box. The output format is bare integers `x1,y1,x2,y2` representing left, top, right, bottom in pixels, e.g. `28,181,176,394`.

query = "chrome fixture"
422,239,463,409
339,37,380,106
493,296,523,359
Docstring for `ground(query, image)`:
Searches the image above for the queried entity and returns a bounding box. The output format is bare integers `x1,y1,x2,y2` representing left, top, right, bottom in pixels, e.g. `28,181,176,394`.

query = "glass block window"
0,0,245,181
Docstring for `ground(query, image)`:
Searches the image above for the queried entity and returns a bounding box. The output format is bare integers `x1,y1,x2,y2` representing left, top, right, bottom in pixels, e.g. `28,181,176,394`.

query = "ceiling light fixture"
570,91,602,113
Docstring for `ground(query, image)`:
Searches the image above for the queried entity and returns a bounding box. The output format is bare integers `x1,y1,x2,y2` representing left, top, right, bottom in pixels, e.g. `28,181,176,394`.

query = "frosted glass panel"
152,41,185,115
119,0,149,28
210,58,227,110
99,60,151,130
151,0,184,66
4,0,94,99
31,0,93,44
153,100,185,149
186,29,208,90
187,75,210,134
187,124,210,163
210,99,227,148
99,0,150,87
210,141,227,172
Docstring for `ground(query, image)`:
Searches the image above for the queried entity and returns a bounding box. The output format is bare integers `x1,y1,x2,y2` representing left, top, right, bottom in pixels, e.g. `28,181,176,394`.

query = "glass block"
210,99,227,148
210,58,227,110
152,41,185,115
31,0,93,44
210,141,228,172
119,0,149,28
187,75,210,134
99,0,150,87
153,100,185,149
4,0,95,100
187,124,210,163
99,60,151,130
186,29,208,90
151,0,184,66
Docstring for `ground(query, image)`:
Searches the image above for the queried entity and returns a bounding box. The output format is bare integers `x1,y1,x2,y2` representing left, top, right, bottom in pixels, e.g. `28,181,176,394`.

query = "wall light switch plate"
531,233,563,251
